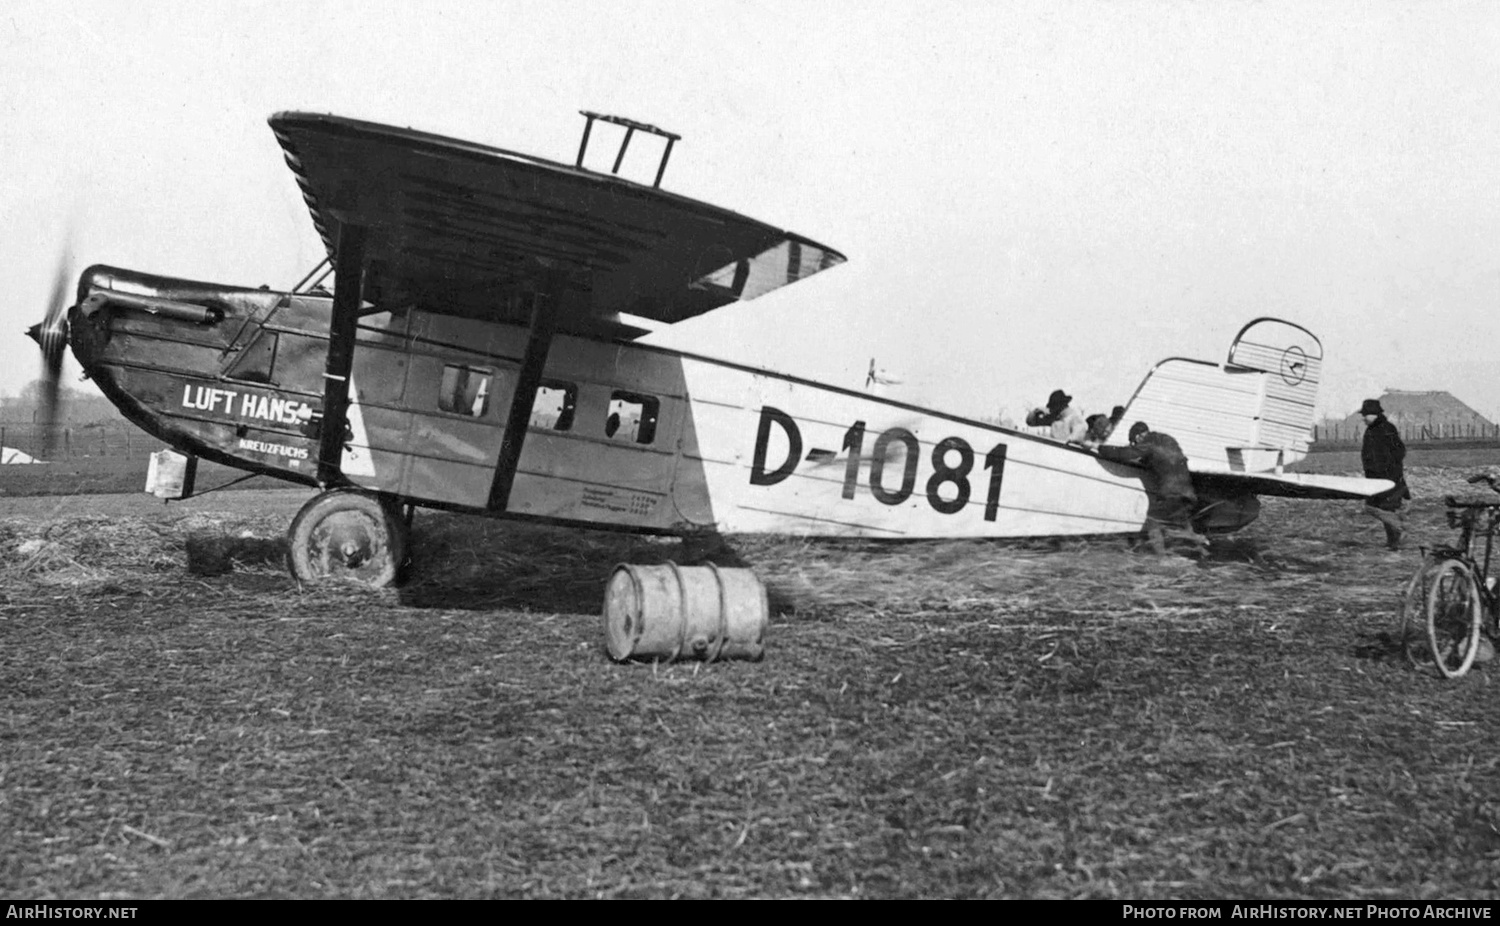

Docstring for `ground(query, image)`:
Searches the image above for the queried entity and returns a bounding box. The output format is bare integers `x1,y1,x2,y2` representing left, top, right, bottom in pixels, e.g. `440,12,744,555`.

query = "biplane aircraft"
27,111,1393,587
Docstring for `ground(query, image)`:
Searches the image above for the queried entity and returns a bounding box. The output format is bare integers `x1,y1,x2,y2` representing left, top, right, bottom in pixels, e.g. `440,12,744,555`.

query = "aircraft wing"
269,112,846,339
1190,469,1395,501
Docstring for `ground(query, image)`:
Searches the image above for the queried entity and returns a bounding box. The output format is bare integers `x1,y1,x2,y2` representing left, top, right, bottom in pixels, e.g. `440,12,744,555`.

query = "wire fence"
1311,421,1500,447
0,424,149,461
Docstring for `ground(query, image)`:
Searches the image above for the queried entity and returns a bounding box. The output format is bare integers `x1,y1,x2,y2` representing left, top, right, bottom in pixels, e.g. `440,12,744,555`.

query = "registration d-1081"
748,406,1007,521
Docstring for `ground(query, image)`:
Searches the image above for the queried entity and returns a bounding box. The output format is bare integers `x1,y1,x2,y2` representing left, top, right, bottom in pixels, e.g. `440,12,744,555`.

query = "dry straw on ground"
3,467,1499,898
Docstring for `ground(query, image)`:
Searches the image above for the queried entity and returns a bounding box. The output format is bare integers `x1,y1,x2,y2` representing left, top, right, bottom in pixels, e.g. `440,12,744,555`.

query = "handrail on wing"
576,111,682,188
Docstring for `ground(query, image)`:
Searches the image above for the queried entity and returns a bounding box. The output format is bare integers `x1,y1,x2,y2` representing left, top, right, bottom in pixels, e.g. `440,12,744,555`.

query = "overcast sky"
2,0,1496,423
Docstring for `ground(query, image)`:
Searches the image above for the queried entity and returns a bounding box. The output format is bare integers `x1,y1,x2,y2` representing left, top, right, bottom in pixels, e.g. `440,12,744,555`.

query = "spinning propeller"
25,248,73,459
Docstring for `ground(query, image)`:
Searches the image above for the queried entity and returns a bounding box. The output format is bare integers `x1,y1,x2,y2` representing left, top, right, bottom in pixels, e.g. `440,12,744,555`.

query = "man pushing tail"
1096,421,1206,555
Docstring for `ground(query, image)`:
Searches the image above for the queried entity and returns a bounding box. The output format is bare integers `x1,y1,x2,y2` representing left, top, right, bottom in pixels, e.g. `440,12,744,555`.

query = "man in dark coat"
1359,398,1409,550
1096,421,1204,554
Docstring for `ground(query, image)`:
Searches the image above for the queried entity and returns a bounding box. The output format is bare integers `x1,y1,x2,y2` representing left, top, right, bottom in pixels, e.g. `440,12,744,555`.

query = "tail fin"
1116,318,1322,473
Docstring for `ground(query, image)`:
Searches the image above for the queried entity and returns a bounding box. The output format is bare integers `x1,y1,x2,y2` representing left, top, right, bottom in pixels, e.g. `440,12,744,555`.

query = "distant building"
1318,390,1496,442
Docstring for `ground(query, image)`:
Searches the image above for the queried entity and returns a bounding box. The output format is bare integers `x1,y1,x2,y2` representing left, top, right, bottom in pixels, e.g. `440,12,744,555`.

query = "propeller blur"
25,248,72,459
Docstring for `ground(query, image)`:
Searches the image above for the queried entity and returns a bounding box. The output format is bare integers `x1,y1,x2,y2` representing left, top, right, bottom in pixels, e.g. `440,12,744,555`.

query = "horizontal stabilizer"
1192,470,1394,502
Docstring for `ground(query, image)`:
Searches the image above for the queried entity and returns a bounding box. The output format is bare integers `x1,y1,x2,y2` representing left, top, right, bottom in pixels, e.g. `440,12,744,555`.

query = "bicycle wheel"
1398,560,1437,668
1424,559,1484,679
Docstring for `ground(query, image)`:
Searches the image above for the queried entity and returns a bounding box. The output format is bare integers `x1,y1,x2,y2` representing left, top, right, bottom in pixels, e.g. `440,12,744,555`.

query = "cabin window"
530,381,577,431
439,364,493,418
225,330,278,384
606,391,659,444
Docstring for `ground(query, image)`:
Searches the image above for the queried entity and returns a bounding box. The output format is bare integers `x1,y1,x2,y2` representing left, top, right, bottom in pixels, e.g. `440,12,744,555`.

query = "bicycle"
1398,473,1500,678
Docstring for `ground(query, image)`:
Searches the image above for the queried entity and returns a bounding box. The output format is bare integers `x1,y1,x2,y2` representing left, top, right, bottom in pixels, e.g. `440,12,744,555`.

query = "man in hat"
1027,389,1088,444
1359,398,1409,550
1096,421,1204,554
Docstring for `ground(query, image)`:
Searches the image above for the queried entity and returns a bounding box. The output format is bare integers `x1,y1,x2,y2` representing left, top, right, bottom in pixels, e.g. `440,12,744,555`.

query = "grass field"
4,465,1500,899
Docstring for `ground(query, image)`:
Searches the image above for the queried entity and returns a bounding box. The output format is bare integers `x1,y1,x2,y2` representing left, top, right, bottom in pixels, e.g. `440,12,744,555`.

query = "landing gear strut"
287,489,409,587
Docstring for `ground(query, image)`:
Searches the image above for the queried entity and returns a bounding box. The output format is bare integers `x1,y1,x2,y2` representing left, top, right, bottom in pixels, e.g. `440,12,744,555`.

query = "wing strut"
487,272,564,511
316,223,366,486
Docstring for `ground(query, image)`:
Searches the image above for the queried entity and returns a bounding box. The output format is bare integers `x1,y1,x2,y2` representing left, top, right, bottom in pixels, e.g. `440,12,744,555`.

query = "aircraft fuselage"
69,265,1199,539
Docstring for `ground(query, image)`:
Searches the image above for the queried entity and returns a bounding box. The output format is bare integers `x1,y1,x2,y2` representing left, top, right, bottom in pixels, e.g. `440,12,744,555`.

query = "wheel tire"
288,489,407,587
1399,562,1435,668
1424,559,1484,679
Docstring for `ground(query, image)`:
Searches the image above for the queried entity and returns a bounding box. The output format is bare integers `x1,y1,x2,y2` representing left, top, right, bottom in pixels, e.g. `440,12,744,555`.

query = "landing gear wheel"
288,489,408,587
1424,559,1483,679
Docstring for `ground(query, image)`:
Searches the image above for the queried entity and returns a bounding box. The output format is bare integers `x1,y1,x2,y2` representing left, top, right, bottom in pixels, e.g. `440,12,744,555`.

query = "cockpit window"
225,330,278,384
